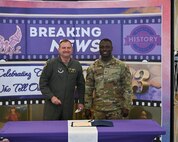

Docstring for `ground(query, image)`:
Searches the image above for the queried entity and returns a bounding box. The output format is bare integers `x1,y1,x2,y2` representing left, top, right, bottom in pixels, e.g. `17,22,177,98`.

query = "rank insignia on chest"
104,70,109,75
68,68,76,73
58,67,64,74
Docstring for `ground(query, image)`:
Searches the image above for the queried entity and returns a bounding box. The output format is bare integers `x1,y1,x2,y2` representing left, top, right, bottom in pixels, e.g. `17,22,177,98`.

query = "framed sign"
0,0,171,142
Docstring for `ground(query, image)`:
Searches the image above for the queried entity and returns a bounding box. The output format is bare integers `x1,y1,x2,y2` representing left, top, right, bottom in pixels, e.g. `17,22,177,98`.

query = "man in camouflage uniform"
85,38,133,119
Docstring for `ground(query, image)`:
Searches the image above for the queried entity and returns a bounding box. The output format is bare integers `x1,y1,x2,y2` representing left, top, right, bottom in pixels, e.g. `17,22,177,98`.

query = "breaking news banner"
0,7,161,61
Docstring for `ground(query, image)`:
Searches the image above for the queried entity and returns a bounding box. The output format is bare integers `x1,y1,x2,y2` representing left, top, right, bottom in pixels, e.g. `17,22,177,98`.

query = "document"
71,120,113,127
71,121,92,127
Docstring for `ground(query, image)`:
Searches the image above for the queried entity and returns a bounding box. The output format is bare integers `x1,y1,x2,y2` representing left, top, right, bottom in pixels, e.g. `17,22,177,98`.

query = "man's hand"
84,109,92,119
51,96,61,105
121,108,129,117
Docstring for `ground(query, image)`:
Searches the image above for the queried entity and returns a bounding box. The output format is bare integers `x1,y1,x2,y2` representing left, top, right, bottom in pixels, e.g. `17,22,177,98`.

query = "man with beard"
85,38,133,119
39,39,85,120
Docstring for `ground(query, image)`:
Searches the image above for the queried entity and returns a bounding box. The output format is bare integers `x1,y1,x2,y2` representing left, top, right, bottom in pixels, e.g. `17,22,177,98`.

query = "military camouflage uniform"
85,57,133,119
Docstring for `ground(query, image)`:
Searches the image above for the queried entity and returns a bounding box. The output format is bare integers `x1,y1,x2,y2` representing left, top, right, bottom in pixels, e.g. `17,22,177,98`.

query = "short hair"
59,39,72,47
99,38,113,46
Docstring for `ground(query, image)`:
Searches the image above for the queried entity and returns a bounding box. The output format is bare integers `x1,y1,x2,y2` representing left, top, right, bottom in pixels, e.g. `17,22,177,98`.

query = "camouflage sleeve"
120,64,133,110
85,65,95,109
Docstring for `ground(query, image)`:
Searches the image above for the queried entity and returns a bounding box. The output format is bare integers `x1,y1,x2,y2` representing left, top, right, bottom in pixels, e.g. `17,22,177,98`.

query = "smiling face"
58,40,73,59
99,39,113,61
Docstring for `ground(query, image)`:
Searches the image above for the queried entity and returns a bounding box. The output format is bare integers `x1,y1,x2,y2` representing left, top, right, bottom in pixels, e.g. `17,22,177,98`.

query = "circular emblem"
125,25,160,54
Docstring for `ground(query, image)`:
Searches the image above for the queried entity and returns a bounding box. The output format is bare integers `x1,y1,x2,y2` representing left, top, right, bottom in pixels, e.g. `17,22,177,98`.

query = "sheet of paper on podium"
71,120,113,127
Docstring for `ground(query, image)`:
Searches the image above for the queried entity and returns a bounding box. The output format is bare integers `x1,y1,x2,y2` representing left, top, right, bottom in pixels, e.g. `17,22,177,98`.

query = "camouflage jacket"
85,57,133,111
